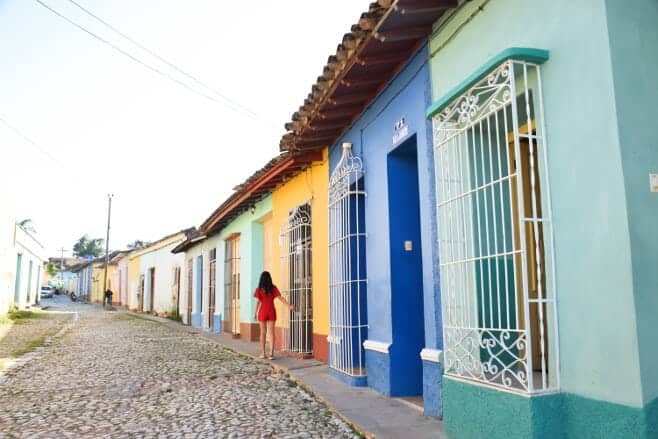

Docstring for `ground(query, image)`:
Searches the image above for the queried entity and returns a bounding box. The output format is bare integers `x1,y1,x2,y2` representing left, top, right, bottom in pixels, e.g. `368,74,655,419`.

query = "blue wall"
387,137,425,396
328,44,442,411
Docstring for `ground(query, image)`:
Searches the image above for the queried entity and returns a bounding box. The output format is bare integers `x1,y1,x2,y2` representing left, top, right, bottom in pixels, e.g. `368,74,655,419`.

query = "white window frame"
431,59,559,394
328,143,368,377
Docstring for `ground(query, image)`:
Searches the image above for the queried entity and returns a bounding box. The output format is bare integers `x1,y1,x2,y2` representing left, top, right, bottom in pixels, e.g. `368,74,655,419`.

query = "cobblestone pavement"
0,305,71,370
0,298,358,438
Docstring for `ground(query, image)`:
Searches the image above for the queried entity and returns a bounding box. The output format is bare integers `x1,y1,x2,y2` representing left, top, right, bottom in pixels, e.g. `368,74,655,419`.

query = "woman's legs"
267,321,275,357
258,321,266,357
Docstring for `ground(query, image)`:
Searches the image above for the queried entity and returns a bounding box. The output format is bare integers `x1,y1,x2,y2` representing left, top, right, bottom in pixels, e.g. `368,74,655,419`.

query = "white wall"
181,234,223,329
139,241,185,314
0,200,15,315
12,225,46,309
117,257,129,306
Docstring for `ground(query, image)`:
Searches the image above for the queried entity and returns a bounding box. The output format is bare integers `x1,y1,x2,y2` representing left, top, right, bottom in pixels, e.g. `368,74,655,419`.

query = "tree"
17,218,36,234
45,262,59,277
72,235,105,258
127,239,150,250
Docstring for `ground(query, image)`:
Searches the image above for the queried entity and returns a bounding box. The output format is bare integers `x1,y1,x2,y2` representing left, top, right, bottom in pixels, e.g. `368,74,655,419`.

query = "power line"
0,114,66,170
62,0,257,119
34,0,256,118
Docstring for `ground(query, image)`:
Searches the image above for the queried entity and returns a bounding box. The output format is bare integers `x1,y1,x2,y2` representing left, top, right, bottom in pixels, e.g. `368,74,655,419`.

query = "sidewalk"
125,311,446,439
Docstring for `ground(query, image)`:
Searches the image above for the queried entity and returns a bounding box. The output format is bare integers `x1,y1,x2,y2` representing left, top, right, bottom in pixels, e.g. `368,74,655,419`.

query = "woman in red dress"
254,271,294,359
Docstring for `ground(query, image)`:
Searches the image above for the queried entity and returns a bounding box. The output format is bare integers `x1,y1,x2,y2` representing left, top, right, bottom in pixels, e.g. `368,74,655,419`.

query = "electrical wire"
0,115,67,170
34,0,256,118
62,0,257,119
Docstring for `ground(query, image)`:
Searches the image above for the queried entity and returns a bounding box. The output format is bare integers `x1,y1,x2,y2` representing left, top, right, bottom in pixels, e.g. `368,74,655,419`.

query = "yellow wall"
91,264,118,303
271,149,329,337
128,255,141,310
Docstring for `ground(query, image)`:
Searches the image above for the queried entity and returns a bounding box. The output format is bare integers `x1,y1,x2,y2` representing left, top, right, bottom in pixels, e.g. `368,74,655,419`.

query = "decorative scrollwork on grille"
437,61,513,129
445,327,529,391
287,205,311,228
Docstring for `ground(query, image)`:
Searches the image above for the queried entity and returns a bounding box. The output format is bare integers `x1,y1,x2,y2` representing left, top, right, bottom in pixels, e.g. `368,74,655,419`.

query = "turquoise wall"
428,0,644,407
444,378,658,439
217,195,272,324
604,0,658,407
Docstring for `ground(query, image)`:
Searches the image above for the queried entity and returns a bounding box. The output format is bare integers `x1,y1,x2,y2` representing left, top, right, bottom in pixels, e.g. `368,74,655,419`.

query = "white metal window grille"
328,143,368,377
431,59,559,394
279,204,313,355
224,238,241,334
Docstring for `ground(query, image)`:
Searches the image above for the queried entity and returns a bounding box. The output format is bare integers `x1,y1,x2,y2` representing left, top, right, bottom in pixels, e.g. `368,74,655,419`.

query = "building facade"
270,152,329,361
425,0,658,437
131,231,191,316
11,224,46,309
326,44,441,415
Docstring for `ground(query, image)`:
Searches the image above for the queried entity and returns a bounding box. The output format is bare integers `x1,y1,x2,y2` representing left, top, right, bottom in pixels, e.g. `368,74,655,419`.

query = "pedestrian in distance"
104,288,113,308
253,271,294,360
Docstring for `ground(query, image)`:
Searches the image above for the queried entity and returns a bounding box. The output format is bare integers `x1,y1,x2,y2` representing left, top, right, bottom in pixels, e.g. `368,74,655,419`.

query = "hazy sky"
0,0,367,256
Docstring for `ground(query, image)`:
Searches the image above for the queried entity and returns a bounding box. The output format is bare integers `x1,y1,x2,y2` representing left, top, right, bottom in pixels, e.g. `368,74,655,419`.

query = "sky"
0,0,368,257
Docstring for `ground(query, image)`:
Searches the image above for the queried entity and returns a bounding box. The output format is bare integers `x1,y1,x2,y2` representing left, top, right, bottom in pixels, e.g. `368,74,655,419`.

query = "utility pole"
58,247,66,291
102,194,113,304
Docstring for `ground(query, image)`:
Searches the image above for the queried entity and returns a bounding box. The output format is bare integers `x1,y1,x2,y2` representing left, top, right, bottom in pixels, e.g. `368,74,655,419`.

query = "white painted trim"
363,340,391,354
420,348,442,363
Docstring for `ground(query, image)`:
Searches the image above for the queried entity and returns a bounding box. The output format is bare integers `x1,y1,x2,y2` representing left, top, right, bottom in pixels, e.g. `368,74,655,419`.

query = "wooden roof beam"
375,26,432,42
328,91,373,106
394,0,458,14
318,104,364,119
340,77,386,88
356,52,408,66
307,118,353,131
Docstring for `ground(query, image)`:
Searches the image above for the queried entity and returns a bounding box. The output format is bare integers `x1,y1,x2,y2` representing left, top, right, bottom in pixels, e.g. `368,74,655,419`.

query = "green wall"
218,195,272,323
604,0,658,406
428,0,645,407
444,378,658,439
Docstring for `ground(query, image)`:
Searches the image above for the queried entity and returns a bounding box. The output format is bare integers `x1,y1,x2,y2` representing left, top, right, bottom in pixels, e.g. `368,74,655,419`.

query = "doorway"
186,259,193,325
208,249,216,329
138,274,145,311
387,136,425,396
14,254,22,303
224,236,241,335
280,203,313,355
148,268,155,313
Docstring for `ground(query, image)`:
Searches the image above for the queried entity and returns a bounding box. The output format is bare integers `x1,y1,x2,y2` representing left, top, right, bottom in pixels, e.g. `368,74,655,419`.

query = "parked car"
40,285,54,299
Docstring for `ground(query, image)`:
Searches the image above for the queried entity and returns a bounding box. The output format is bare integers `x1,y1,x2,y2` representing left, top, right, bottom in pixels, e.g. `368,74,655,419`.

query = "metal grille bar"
279,204,313,355
328,143,368,377
431,60,559,394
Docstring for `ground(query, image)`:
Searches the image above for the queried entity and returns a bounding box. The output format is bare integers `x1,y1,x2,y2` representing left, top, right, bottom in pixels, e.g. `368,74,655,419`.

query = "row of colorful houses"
80,1,657,437
63,229,195,314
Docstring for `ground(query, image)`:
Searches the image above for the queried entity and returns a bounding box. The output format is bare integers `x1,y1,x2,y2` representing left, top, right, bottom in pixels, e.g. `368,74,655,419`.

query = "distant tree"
45,262,59,277
72,235,105,258
127,239,150,250
17,218,36,234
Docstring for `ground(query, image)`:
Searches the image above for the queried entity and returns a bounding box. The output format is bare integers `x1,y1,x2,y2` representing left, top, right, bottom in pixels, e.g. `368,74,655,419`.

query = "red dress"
254,287,280,322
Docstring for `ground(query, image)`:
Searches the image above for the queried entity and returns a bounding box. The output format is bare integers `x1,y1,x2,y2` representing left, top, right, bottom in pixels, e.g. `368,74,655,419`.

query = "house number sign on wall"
392,117,408,144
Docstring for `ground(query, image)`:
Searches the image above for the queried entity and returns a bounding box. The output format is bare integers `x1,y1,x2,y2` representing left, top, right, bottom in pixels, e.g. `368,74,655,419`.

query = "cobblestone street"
0,297,358,438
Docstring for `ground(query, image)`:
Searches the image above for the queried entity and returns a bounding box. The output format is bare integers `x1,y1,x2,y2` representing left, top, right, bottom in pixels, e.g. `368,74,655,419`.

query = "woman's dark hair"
258,271,275,296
